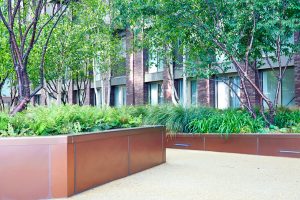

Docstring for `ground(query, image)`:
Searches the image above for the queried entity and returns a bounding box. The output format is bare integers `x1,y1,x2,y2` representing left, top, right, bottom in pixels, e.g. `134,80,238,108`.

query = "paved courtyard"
64,149,300,200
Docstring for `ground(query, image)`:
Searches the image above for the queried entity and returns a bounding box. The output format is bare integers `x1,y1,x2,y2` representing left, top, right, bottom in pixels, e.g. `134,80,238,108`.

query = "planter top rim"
70,125,164,137
0,125,165,145
171,133,300,137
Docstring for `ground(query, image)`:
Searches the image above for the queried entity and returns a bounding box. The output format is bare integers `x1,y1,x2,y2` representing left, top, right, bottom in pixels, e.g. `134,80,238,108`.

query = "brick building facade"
15,31,300,109
97,31,300,109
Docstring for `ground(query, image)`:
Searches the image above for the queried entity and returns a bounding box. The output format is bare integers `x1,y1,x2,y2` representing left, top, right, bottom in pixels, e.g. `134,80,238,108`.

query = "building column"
197,78,215,107
126,30,134,106
40,88,47,106
162,65,173,103
125,30,145,106
133,49,145,105
240,67,261,108
83,82,91,105
68,80,74,104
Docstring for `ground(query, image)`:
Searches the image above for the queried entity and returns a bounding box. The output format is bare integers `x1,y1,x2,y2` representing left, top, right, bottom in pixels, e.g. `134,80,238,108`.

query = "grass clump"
141,105,300,134
143,106,266,134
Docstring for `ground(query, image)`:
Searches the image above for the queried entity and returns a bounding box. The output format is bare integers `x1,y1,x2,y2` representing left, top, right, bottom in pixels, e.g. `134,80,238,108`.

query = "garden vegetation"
0,105,300,137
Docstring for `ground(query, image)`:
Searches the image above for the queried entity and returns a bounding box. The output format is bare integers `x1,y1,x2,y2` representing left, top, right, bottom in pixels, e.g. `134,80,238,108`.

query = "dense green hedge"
0,104,300,137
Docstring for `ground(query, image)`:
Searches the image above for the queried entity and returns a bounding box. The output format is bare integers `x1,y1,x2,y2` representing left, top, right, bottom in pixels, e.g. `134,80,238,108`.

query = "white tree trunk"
168,59,179,105
182,47,188,107
93,62,100,107
56,79,62,105
101,78,105,108
106,68,112,107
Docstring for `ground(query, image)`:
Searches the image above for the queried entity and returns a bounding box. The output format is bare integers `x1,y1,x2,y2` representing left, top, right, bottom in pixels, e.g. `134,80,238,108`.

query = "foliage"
0,22,13,98
0,105,300,137
143,105,265,134
187,109,266,134
0,22,11,76
113,0,300,123
274,107,300,128
0,105,142,137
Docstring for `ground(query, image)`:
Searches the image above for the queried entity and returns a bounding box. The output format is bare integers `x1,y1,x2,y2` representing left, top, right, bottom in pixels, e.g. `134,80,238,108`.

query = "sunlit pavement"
61,149,300,200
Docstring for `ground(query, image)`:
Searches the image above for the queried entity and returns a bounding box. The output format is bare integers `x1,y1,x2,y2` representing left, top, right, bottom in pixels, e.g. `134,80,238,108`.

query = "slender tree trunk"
106,68,112,107
0,84,4,111
101,77,105,108
166,50,179,105
182,47,188,107
57,79,62,105
93,64,100,107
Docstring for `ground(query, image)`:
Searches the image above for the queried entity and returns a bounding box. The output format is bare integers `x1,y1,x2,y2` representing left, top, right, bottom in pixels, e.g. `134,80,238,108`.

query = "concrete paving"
65,149,300,200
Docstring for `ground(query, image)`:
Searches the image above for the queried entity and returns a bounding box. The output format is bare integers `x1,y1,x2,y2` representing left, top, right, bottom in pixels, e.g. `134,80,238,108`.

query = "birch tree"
0,0,74,114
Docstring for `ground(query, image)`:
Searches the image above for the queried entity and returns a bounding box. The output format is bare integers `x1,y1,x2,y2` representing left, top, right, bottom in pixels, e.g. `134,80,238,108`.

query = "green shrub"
187,109,266,134
0,104,299,137
274,107,300,128
141,106,268,134
0,112,9,132
143,105,172,128
0,105,143,137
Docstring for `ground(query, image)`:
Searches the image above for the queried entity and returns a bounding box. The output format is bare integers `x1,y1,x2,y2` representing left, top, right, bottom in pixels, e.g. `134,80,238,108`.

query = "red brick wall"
162,65,173,103
126,30,135,106
133,49,145,105
125,30,146,106
241,67,261,107
197,78,215,107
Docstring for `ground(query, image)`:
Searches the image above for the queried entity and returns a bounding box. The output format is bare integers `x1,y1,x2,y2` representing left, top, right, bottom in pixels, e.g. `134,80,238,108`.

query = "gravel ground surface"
62,149,300,200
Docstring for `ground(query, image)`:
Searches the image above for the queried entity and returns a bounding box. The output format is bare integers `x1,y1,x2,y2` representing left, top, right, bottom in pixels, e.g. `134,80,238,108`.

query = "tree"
114,0,300,123
40,14,96,106
113,0,195,106
0,21,13,111
90,0,126,108
184,0,300,123
40,0,124,107
0,0,73,114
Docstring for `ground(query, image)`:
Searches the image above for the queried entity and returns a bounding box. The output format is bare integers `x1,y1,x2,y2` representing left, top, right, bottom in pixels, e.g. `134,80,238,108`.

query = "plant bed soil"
0,126,166,199
166,134,300,158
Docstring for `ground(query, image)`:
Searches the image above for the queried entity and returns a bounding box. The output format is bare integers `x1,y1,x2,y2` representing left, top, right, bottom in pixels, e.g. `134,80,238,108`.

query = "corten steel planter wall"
0,126,166,200
166,134,300,158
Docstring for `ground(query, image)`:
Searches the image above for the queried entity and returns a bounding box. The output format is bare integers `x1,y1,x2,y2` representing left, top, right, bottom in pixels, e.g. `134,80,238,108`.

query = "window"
96,88,102,107
191,80,197,105
216,76,240,109
147,48,163,73
262,68,295,106
112,36,127,77
1,80,10,97
48,93,56,104
177,79,183,105
121,36,126,58
90,89,96,106
148,82,163,105
230,77,240,108
114,85,126,107
34,95,41,105
74,90,84,105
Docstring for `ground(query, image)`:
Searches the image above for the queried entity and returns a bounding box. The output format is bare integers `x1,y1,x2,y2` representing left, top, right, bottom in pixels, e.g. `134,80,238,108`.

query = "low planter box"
167,134,300,158
0,126,166,199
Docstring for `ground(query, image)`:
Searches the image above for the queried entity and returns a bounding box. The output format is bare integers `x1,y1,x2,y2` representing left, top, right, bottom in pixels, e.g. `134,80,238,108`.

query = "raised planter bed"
167,134,300,158
0,126,166,199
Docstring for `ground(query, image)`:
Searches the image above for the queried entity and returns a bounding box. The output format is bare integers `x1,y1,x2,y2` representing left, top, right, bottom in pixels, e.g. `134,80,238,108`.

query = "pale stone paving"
60,149,300,200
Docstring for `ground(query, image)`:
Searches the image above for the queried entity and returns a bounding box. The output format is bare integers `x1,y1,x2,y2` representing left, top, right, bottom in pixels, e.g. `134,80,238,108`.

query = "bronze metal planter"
167,133,300,158
0,126,166,199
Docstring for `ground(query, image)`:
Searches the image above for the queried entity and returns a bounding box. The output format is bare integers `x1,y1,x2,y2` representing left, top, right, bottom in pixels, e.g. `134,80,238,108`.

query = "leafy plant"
0,104,299,137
